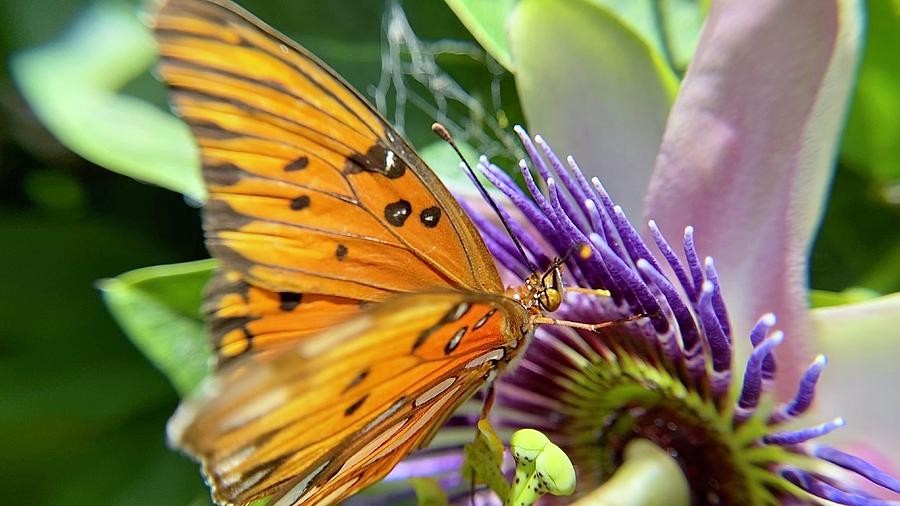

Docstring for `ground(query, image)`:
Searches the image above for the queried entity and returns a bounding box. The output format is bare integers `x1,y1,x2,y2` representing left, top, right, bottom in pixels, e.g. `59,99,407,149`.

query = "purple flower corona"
458,127,900,505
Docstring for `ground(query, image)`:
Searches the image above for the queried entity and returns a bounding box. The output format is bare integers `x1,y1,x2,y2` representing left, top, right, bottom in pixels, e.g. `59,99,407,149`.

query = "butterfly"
151,0,610,504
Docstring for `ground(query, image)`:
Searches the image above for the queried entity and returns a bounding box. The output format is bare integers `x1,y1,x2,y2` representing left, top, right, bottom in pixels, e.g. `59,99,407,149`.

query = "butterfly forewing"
168,293,527,505
152,0,502,309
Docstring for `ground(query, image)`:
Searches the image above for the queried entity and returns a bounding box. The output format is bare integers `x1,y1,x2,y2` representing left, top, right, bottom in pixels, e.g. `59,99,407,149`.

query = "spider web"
372,2,523,162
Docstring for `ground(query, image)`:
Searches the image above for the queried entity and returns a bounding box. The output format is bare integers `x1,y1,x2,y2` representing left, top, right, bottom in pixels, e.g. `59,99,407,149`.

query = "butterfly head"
537,261,564,312
522,243,592,313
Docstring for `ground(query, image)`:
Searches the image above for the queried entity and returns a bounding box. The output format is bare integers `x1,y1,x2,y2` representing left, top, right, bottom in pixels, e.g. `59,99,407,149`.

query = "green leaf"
98,259,217,396
840,0,900,185
508,0,678,217
418,139,482,191
10,2,204,201
409,478,449,506
461,418,509,501
443,0,516,71
656,0,706,72
809,287,881,308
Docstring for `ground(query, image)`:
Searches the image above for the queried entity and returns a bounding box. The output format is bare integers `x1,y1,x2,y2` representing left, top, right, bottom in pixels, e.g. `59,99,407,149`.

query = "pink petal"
644,0,863,397
811,293,900,481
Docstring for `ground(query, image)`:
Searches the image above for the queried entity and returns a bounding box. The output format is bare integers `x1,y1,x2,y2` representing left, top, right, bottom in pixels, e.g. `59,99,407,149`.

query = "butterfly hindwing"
168,292,527,505
152,0,502,308
203,269,363,364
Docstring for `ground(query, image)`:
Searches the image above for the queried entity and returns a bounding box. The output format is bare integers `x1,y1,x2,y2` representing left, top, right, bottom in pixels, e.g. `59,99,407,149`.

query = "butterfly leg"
531,311,649,332
480,382,496,419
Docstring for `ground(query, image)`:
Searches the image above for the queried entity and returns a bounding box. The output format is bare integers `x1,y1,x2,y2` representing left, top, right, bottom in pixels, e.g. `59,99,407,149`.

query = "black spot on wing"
342,368,369,393
341,143,407,179
384,200,411,227
345,395,368,416
420,206,441,228
336,244,348,261
412,303,471,351
290,195,311,210
284,156,309,171
278,292,303,311
412,325,439,352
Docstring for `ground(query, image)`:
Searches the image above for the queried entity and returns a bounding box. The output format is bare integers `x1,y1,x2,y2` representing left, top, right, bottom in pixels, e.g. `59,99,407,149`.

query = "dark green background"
0,1,897,504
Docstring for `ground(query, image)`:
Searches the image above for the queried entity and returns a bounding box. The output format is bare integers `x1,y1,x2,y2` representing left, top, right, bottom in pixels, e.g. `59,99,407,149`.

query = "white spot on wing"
318,478,360,505
473,309,495,329
216,445,255,475
228,468,268,496
363,398,406,433
448,303,470,321
385,150,396,170
300,315,372,356
415,377,456,407
272,460,330,506
339,418,407,473
445,327,466,353
380,387,460,455
465,349,504,369
219,388,290,432
167,376,224,444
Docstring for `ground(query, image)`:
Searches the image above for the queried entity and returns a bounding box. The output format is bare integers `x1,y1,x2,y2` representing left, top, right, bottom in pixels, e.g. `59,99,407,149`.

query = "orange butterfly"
152,0,605,504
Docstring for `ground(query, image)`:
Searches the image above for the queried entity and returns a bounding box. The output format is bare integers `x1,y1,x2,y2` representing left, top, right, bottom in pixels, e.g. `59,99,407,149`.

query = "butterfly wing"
203,269,364,361
152,0,501,301
168,292,528,505
152,0,504,364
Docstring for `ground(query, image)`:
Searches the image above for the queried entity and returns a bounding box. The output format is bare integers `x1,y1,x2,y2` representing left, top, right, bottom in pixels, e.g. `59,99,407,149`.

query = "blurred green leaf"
508,0,678,216
409,478,449,506
656,0,705,72
419,139,482,191
840,0,900,185
99,259,216,395
809,287,881,308
10,2,204,201
22,169,87,213
461,419,509,501
443,0,515,71
585,0,704,74
420,139,479,176
811,166,900,294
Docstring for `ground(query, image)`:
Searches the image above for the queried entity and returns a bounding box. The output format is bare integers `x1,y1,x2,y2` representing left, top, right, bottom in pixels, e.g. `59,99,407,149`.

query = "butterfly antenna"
432,123,540,273
540,242,591,285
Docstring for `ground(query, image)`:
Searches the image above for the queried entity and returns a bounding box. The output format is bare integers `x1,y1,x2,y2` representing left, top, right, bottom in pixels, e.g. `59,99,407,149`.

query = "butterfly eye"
539,288,562,312
539,266,564,311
